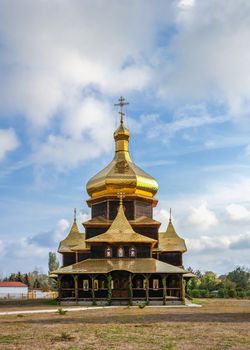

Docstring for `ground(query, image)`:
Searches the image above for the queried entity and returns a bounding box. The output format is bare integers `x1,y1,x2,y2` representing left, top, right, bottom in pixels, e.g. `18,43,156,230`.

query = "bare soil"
0,299,249,350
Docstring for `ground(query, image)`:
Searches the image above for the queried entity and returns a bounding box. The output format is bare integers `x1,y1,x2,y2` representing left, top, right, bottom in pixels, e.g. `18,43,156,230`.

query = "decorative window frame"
93,279,99,290
117,246,125,258
100,280,105,289
105,246,113,258
129,246,137,258
83,280,89,291
153,279,159,290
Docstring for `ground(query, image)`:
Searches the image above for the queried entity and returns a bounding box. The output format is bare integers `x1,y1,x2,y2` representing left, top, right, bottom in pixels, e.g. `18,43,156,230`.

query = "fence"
0,291,58,300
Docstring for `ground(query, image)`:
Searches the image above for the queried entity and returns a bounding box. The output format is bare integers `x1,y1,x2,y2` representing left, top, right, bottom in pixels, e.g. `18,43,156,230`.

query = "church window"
93,280,99,290
153,279,159,290
105,247,112,258
136,279,142,289
143,279,147,290
111,280,114,289
117,246,125,257
100,280,105,289
129,247,136,257
83,280,89,291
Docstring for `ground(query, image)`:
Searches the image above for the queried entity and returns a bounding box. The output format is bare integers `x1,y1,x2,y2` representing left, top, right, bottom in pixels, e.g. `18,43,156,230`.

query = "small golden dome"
86,98,158,200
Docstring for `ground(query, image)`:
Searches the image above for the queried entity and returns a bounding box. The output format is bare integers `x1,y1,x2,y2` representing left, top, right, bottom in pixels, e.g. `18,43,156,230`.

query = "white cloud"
129,105,230,141
178,0,195,9
0,128,19,161
31,97,116,169
186,235,230,253
187,202,218,230
0,1,172,127
156,0,250,118
15,238,50,259
230,232,250,250
53,219,70,242
226,204,250,222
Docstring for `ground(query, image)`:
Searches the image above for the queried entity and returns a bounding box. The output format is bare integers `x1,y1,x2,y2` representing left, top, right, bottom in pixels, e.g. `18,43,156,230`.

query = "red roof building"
0,281,28,287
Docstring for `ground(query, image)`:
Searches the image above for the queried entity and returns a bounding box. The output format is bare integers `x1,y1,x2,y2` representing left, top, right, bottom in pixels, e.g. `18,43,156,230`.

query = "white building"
0,281,28,299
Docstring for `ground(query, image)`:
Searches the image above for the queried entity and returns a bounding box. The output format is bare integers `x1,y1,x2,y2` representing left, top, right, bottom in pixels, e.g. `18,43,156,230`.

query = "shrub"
138,302,147,309
218,289,228,298
57,308,67,315
228,289,237,298
191,289,200,298
199,289,209,298
237,290,246,298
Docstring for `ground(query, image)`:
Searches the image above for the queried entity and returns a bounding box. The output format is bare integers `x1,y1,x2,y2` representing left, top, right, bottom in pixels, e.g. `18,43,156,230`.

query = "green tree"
48,252,59,274
200,271,220,291
48,252,59,291
227,266,250,291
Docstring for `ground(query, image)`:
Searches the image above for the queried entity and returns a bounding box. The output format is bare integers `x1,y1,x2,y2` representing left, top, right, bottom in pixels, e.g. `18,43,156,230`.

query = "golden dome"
86,99,158,200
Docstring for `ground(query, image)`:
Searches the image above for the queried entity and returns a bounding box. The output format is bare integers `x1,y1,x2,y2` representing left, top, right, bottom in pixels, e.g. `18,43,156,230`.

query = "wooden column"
74,275,78,302
90,274,97,305
179,274,184,302
162,275,167,305
128,273,133,306
144,274,150,305
181,274,185,303
58,275,62,301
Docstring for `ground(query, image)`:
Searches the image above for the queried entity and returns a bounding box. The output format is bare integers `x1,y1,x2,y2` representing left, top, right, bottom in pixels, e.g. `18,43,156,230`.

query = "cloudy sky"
0,0,250,276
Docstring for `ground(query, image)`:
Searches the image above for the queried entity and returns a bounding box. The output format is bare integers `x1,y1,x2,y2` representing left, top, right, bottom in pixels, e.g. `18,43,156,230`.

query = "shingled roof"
53,258,187,275
58,220,87,253
158,219,187,253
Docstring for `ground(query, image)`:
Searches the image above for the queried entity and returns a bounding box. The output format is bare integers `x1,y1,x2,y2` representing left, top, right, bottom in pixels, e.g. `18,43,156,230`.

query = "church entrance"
112,271,129,299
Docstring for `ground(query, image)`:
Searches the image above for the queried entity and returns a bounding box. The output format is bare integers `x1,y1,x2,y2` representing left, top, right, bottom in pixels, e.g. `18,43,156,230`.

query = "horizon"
0,0,250,276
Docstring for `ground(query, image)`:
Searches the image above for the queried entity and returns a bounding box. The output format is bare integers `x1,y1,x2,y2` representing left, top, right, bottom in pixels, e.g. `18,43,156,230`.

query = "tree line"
187,266,250,298
0,252,59,291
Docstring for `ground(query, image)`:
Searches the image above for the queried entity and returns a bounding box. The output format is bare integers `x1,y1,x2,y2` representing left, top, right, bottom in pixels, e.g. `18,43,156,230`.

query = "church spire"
74,208,76,223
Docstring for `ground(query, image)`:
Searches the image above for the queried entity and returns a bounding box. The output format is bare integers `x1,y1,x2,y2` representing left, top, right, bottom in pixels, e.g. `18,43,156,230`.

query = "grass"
57,308,68,315
0,335,18,344
0,299,249,349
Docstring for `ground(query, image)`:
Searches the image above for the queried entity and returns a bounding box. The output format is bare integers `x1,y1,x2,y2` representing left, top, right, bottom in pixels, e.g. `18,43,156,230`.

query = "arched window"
117,246,125,258
105,247,112,258
129,247,136,258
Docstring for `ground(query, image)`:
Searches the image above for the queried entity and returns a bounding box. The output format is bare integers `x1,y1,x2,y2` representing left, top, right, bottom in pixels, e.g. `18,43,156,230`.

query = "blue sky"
0,0,250,276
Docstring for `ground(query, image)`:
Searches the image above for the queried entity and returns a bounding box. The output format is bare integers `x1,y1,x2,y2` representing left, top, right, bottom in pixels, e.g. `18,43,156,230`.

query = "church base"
60,297,184,306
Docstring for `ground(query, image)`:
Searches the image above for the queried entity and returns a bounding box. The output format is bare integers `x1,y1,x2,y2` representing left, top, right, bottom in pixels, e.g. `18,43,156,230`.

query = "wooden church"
52,97,190,305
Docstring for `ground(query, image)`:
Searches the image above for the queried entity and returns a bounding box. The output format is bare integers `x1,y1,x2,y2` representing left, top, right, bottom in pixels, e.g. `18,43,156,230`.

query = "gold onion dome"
86,97,158,199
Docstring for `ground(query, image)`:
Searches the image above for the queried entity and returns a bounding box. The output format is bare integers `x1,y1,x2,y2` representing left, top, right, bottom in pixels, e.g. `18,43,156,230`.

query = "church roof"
83,215,161,227
86,97,158,200
58,212,87,253
85,200,156,245
158,218,187,253
52,258,187,275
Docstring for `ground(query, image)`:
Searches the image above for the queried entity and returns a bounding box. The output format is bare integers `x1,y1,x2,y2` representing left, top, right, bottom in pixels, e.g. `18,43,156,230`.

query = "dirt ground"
0,299,249,350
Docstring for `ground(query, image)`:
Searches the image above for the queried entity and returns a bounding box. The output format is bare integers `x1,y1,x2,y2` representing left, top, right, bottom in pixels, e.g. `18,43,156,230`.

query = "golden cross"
114,96,129,125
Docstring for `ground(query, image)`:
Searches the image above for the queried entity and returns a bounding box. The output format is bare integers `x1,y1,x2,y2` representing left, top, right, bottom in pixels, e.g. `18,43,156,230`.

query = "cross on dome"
114,96,129,125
